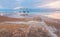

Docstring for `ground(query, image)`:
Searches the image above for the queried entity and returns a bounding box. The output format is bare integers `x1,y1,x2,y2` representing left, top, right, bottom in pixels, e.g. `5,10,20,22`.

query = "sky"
0,0,60,9
0,0,60,13
0,0,60,19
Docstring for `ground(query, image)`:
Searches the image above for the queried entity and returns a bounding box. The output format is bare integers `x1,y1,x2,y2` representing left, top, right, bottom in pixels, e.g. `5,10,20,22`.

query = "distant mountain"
0,16,26,22
0,14,60,24
0,15,34,22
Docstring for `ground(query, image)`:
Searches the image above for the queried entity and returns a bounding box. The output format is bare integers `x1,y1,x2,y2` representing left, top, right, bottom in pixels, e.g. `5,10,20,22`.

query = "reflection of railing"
22,11,29,13
18,8,29,13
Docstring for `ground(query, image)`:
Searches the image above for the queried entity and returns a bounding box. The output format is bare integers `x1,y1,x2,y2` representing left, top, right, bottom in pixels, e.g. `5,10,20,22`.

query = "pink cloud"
33,0,60,8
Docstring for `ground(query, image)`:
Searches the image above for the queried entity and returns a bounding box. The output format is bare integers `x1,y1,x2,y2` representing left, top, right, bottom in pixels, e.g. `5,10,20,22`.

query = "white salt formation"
0,17,58,37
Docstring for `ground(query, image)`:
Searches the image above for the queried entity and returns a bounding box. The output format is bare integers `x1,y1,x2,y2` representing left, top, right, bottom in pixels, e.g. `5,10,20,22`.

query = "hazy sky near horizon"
0,0,60,9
